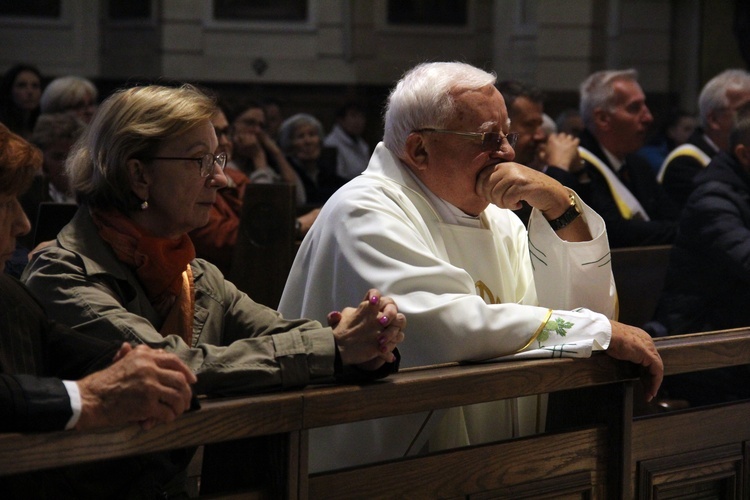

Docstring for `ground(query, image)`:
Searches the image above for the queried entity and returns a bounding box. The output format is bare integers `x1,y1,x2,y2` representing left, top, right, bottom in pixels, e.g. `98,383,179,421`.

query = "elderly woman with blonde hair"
25,82,404,393
23,84,405,495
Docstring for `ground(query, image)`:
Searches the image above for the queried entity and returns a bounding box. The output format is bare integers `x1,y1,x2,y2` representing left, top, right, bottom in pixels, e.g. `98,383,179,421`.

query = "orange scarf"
91,208,196,345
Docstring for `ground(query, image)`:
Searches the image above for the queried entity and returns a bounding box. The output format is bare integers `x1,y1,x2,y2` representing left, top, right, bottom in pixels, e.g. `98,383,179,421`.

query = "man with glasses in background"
279,61,663,473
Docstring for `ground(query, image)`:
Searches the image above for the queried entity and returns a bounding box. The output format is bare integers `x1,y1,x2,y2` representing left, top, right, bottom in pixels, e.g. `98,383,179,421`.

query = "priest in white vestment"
279,61,663,472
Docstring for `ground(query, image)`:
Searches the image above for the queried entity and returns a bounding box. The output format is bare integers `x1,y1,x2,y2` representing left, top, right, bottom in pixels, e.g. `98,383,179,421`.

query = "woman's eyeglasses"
149,152,228,177
414,128,518,153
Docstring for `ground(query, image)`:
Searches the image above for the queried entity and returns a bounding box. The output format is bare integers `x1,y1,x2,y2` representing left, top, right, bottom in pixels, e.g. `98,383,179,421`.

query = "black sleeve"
0,374,71,432
0,274,122,432
44,321,122,380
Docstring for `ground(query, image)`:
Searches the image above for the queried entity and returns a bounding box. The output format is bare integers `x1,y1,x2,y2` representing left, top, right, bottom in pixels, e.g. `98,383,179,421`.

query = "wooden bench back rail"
610,244,672,328
2,328,749,499
228,182,297,309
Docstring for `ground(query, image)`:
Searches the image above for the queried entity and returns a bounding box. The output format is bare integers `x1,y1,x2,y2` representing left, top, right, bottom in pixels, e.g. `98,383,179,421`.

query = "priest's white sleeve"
526,191,617,319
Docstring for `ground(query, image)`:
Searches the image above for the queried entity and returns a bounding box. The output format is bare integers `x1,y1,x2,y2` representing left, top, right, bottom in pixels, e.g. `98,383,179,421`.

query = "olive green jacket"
23,207,338,396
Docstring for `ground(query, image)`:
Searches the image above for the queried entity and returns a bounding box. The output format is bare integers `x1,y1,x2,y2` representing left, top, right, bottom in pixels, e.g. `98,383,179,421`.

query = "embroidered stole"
579,146,650,221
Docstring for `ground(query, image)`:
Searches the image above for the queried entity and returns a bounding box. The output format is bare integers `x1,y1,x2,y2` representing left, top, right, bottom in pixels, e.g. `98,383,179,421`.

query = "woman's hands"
329,289,406,371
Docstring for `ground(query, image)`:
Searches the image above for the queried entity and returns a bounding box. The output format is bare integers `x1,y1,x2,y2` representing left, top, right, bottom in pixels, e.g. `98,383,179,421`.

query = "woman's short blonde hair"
66,84,216,212
0,122,42,197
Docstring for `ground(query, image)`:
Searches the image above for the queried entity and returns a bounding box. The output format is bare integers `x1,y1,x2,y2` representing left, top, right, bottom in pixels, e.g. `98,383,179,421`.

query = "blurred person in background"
497,80,585,225
577,69,679,247
0,63,43,140
658,69,750,209
638,109,697,174
649,101,750,407
324,101,371,180
40,75,98,124
228,100,307,205
279,113,348,205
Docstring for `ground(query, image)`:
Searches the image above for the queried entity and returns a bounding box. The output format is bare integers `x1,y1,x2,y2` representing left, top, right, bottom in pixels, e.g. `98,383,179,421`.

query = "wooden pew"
0,391,301,472
2,329,749,499
632,329,750,498
610,245,672,328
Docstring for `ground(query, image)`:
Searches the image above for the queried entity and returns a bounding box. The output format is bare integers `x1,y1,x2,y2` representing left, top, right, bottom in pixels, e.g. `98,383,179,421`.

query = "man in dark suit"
0,274,196,432
576,69,679,248
0,276,197,496
0,121,196,433
658,69,750,209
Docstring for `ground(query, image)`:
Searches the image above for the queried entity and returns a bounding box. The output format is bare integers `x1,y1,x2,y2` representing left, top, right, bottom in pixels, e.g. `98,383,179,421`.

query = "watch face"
569,194,581,215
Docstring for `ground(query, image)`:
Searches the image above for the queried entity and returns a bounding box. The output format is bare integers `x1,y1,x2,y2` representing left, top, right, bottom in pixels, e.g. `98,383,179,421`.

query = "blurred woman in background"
279,113,347,205
0,63,43,139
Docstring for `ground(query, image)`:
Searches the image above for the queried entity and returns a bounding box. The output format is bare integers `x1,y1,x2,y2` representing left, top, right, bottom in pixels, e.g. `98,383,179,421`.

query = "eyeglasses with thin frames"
415,128,518,152
149,152,228,178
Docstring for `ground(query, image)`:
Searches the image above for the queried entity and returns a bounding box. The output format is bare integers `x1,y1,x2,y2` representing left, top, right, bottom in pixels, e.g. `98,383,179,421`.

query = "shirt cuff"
63,380,82,430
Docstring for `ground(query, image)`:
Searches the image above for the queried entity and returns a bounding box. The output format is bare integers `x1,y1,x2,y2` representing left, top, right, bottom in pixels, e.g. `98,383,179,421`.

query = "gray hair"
31,112,85,150
541,113,557,135
698,69,750,129
278,113,324,154
579,69,639,130
40,76,98,114
384,62,497,158
66,84,216,213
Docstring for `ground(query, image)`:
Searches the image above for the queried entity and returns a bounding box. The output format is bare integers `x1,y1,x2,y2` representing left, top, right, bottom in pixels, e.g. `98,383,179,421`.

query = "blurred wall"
0,0,746,141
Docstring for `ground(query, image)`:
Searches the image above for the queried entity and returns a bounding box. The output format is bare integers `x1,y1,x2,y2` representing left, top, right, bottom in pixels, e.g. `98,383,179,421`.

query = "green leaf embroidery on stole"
537,317,574,347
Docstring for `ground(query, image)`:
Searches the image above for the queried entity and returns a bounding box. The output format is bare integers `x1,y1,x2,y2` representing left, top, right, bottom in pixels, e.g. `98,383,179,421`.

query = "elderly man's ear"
592,107,611,131
403,132,429,171
735,142,750,171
